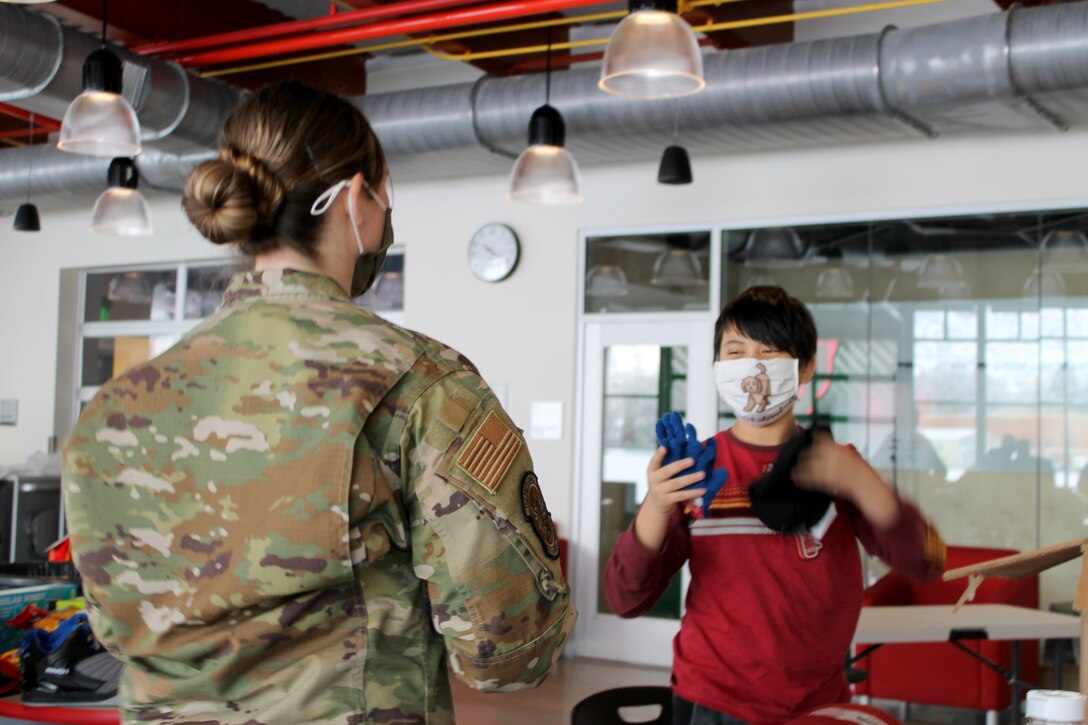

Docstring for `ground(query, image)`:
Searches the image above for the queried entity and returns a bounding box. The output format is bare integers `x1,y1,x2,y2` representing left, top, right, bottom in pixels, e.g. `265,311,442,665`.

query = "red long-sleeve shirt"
604,429,945,725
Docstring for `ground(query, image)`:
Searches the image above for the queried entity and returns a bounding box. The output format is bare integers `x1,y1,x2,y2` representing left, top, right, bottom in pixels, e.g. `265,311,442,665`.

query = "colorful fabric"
605,429,944,725
64,269,574,724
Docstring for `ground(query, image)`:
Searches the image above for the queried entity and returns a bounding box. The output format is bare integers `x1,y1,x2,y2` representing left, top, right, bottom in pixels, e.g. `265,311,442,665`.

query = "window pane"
85,270,176,322
986,342,1039,404
586,232,712,313
356,253,405,313
914,341,977,403
186,264,246,319
914,311,944,340
987,308,1019,340
947,310,978,339
81,336,177,386
599,344,684,620
605,346,660,396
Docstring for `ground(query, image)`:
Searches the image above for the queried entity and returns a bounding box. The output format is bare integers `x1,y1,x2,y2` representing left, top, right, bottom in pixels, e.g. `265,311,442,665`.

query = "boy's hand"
643,447,707,518
653,412,729,513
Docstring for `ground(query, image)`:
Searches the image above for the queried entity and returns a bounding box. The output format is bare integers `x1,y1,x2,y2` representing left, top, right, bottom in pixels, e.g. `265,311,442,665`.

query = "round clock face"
468,223,520,283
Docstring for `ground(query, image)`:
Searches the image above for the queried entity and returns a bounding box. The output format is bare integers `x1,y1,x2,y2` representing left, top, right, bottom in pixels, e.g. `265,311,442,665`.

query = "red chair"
853,546,1039,724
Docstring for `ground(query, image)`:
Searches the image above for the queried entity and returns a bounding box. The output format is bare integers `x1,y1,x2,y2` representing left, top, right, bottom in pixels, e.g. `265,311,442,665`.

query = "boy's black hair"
713,286,817,365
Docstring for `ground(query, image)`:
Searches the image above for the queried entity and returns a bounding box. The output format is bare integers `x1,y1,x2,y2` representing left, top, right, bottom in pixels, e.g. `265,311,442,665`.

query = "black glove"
748,417,834,534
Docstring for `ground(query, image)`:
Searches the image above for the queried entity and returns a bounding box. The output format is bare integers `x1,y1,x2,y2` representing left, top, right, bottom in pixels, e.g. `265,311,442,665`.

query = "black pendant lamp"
657,145,692,184
13,113,41,232
657,102,692,184
508,27,583,205
57,0,141,157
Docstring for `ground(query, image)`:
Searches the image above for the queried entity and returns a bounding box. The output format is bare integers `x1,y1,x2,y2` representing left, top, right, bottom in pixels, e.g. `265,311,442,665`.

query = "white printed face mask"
714,357,800,426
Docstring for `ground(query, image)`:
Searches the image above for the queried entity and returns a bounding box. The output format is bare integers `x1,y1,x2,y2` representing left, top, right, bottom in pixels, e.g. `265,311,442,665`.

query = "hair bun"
182,147,285,246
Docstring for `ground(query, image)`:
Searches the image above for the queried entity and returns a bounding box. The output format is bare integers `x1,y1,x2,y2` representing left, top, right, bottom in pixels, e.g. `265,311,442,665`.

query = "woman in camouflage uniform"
63,81,575,725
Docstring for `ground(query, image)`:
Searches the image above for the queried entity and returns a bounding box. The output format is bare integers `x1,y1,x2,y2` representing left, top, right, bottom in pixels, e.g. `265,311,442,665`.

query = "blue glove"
654,412,729,513
655,411,701,467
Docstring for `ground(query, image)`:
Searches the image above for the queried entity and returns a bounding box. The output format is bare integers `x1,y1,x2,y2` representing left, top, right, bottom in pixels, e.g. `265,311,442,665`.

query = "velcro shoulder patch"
455,411,522,494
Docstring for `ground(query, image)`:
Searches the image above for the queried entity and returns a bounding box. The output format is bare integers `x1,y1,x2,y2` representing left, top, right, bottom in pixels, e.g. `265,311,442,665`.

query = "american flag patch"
456,411,522,494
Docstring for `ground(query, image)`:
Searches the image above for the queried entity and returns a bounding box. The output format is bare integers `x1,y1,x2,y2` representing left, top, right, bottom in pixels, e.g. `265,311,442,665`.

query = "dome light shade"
816,267,854,299
508,105,583,205
586,265,629,297
90,158,152,236
13,203,40,232
1023,269,1067,299
1040,229,1088,273
658,145,692,184
917,254,965,289
58,49,141,158
650,249,705,287
599,2,705,100
744,227,808,268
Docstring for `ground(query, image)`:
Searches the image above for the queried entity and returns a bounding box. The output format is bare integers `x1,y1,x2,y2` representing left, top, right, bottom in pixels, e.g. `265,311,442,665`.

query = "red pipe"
0,127,55,140
175,0,608,67
0,103,61,131
134,0,485,57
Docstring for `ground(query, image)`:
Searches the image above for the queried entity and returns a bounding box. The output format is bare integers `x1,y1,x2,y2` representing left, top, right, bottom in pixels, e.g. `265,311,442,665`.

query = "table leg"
1010,641,1022,725
1052,638,1063,689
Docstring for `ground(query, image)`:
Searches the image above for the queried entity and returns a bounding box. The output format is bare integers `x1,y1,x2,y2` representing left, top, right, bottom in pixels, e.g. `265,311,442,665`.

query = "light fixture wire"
101,0,108,47
25,113,34,203
545,25,552,105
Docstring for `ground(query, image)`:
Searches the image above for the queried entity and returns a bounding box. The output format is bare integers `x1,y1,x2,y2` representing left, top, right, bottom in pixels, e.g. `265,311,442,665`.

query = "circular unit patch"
520,471,560,560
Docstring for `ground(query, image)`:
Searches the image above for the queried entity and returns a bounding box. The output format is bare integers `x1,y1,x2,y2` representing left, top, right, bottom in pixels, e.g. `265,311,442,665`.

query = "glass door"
573,320,714,666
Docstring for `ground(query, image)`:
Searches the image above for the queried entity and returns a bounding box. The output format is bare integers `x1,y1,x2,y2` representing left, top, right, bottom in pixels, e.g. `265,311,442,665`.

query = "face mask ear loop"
345,181,366,256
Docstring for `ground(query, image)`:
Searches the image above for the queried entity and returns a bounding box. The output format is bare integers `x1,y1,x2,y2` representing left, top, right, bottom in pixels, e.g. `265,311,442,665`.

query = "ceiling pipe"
0,103,61,132
5,2,1088,198
135,0,487,57
173,0,608,67
0,4,245,154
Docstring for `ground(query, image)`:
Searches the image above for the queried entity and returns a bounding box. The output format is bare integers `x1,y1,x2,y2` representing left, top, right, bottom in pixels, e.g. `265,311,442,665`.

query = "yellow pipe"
426,37,606,62
200,10,625,77
202,0,945,76
397,0,948,63
0,138,25,148
692,0,947,33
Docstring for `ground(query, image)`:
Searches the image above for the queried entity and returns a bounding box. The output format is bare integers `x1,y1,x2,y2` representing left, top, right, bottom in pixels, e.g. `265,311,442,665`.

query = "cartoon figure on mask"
741,363,771,413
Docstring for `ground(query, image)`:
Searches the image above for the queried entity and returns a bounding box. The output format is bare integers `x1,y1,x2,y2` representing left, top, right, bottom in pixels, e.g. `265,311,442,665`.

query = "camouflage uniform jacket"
63,269,575,725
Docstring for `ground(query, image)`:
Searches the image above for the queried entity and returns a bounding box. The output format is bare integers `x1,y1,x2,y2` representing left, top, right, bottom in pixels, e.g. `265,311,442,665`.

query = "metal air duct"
0,3,244,154
4,2,1088,198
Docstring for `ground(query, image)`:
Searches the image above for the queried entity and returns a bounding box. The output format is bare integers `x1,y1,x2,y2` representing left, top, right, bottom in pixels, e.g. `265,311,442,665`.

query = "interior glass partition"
722,211,1088,608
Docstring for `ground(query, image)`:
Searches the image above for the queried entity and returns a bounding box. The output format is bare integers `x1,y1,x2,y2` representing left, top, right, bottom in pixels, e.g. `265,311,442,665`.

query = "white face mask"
714,357,800,426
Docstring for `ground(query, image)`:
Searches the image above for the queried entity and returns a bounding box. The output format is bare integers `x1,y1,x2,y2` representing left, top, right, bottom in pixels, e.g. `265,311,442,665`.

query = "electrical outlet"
0,400,17,426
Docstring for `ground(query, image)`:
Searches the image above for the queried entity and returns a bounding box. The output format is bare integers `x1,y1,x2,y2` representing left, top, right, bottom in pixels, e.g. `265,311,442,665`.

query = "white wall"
4,127,1088,536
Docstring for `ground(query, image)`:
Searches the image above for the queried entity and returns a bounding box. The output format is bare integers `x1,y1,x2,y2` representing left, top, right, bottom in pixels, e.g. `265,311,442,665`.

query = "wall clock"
468,223,520,283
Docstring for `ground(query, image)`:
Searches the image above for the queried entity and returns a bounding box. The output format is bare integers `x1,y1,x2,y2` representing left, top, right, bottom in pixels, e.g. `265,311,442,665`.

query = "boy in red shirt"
604,286,946,725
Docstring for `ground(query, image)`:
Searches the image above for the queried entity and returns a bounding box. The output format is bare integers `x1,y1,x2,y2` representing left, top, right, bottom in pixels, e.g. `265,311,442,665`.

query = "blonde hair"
183,81,387,258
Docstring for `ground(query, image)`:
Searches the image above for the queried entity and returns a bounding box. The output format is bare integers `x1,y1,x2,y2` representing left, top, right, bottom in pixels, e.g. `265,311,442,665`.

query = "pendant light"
508,27,583,205
90,158,152,236
1040,229,1088,273
13,113,41,232
917,253,965,289
57,0,141,158
585,265,629,297
599,0,705,100
743,227,808,268
658,101,692,184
